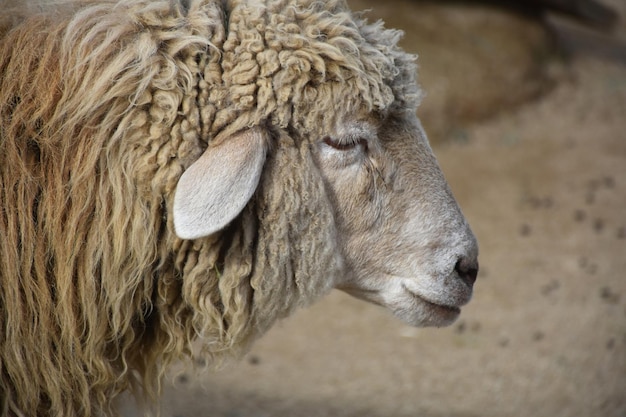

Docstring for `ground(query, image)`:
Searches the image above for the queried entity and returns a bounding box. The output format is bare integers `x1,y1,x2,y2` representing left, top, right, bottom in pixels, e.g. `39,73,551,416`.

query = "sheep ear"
173,128,267,240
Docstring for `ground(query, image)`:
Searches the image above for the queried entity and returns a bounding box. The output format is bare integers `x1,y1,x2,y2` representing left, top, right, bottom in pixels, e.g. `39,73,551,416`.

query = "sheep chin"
394,285,463,327
391,297,462,328
337,276,466,327
349,279,459,327
342,284,462,327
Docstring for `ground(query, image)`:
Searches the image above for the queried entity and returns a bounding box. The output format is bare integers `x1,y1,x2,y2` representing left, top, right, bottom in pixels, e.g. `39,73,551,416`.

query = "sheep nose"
455,256,478,287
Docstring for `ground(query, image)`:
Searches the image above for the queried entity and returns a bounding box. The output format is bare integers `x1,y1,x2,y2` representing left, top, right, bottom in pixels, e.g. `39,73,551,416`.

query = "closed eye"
322,136,368,152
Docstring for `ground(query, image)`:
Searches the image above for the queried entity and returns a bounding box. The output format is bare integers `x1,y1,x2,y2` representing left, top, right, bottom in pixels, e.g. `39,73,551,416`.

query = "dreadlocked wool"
0,0,420,415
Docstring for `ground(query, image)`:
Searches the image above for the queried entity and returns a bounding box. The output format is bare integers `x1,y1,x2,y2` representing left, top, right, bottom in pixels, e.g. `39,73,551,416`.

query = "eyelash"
322,136,368,152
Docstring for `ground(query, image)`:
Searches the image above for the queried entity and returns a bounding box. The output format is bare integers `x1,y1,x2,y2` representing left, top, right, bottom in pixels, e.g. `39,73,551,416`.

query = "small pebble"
580,257,598,274
606,338,615,350
456,321,466,334
600,287,620,304
541,279,560,296
248,355,261,365
587,263,598,275
532,331,545,342
603,176,615,189
574,209,586,222
543,197,554,208
528,196,553,209
519,223,532,237
593,218,605,233
176,374,189,384
528,197,542,209
455,321,482,333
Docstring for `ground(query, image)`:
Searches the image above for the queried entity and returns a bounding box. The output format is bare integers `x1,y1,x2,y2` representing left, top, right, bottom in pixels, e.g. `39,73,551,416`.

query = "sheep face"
309,112,478,327
173,0,478,328
174,110,477,328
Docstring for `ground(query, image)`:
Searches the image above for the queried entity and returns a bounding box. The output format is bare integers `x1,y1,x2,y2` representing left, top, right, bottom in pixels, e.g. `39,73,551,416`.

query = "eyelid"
322,136,369,152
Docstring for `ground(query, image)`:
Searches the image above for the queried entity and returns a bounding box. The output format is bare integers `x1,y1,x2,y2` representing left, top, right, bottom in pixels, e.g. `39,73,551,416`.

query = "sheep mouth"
402,285,462,315
338,281,463,326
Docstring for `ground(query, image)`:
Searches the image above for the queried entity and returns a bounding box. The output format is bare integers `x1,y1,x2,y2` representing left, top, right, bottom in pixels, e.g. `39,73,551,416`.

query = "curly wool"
0,0,421,416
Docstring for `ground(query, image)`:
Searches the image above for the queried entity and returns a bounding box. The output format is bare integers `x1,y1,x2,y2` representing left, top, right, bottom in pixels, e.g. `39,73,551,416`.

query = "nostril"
455,258,479,286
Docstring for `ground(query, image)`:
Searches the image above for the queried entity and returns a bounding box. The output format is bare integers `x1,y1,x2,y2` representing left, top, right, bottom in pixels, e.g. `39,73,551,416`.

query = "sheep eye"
322,136,368,152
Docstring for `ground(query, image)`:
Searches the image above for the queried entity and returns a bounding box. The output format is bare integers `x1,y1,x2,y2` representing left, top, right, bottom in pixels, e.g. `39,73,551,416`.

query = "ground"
122,2,626,416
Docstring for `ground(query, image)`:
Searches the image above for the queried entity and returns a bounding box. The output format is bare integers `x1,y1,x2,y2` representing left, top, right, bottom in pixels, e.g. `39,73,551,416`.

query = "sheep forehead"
217,0,419,136
333,119,378,141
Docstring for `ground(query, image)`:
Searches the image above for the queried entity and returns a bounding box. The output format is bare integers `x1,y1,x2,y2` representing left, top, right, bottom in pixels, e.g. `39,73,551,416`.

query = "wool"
0,0,420,415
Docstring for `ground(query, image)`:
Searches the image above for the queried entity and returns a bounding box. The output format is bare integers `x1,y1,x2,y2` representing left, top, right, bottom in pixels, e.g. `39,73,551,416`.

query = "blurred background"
131,1,626,416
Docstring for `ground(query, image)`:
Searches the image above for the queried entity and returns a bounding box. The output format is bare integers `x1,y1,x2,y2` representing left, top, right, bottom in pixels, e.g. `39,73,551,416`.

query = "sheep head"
0,1,479,415
173,0,478,328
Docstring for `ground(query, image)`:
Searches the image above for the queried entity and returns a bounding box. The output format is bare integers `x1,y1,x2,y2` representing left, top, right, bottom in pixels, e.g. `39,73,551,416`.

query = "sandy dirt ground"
121,2,626,416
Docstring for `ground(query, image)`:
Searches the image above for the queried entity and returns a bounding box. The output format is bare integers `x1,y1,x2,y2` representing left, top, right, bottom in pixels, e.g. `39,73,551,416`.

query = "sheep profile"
0,0,479,416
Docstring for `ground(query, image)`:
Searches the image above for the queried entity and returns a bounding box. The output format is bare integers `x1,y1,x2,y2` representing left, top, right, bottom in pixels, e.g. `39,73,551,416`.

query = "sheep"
0,0,479,416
